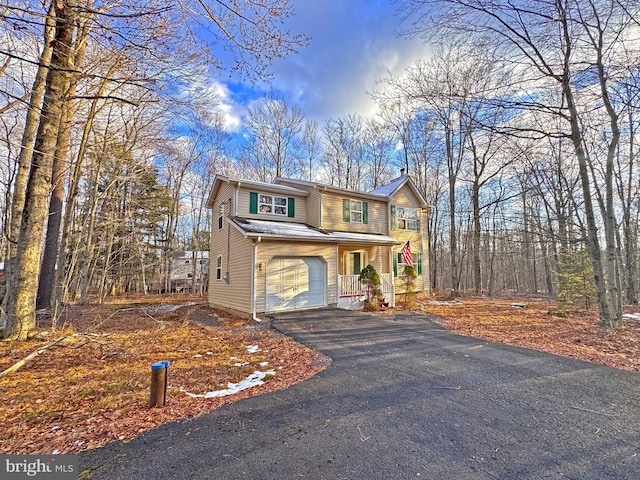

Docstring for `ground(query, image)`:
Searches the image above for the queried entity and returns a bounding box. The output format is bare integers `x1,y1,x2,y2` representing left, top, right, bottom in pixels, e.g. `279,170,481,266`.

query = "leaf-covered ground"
2,296,638,455
0,297,328,454
419,297,640,372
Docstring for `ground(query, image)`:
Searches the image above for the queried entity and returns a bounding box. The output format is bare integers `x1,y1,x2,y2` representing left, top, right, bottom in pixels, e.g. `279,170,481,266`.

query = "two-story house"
206,171,430,319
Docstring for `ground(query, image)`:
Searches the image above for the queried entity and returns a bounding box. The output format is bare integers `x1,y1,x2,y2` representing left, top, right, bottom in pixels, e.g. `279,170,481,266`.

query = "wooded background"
1,0,638,338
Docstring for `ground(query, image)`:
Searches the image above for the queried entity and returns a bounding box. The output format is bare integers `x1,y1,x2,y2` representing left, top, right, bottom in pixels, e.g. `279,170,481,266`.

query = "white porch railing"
338,273,394,307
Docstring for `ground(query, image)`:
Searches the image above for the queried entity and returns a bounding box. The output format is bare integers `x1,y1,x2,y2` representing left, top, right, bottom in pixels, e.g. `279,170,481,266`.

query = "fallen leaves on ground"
0,297,328,454
3,295,638,455
419,297,640,372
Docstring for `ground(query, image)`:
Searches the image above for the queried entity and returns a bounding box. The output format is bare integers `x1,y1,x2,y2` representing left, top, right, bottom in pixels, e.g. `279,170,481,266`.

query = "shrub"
400,265,418,308
359,264,382,311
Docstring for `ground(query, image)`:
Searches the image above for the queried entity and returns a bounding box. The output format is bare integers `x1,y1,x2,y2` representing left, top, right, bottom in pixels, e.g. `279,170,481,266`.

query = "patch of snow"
194,354,202,358
246,345,260,354
234,362,249,367
260,362,269,367
180,370,276,399
206,352,213,355
623,313,640,320
427,300,464,306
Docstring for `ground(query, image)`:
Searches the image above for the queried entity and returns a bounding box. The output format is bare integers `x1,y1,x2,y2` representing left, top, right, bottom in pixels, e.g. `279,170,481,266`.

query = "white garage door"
266,257,326,312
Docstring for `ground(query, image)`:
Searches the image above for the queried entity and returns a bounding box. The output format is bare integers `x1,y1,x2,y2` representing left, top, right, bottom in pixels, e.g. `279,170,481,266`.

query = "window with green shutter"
392,205,419,231
249,192,258,214
251,192,291,216
344,198,367,223
414,251,422,274
288,197,295,217
390,205,397,230
343,199,351,222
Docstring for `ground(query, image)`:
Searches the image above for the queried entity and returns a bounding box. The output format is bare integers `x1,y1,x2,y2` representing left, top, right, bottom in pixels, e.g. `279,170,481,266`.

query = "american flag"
400,241,413,265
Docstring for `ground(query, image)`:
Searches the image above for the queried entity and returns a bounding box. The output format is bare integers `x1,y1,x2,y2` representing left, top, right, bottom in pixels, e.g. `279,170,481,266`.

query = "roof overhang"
207,175,308,208
229,217,401,245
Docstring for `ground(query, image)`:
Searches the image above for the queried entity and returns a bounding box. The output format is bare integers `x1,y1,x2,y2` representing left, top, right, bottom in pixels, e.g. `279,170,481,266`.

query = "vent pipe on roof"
400,168,406,176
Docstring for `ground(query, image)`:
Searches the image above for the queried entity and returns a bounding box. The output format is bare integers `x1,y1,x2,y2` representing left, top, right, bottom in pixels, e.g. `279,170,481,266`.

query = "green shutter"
288,197,295,217
393,253,397,277
362,201,368,224
390,205,397,230
249,192,258,214
343,199,350,222
415,251,422,275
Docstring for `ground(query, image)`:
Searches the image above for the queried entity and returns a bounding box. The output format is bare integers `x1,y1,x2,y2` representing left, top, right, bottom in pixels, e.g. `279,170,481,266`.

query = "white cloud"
264,0,432,121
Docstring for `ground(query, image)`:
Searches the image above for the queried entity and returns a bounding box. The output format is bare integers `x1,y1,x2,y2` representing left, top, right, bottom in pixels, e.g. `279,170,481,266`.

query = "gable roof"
207,174,308,207
369,175,429,207
229,217,400,245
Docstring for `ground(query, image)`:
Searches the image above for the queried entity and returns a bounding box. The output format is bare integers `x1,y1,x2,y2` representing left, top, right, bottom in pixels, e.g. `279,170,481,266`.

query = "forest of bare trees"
1,0,638,339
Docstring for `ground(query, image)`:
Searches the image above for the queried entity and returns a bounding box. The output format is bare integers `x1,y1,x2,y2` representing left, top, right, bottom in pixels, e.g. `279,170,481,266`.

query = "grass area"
0,297,327,454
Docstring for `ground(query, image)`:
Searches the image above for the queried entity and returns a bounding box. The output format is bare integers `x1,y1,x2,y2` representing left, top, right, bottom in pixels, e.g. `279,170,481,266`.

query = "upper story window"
250,191,295,217
218,203,225,230
391,205,420,231
260,194,288,215
342,199,368,224
350,200,363,223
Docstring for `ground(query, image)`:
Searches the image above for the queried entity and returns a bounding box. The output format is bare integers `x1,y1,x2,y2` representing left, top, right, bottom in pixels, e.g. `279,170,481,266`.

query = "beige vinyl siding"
321,192,387,233
208,228,253,314
209,205,254,315
209,181,236,295
237,188,307,223
390,185,429,293
305,189,322,227
273,180,321,227
390,187,422,209
254,241,337,312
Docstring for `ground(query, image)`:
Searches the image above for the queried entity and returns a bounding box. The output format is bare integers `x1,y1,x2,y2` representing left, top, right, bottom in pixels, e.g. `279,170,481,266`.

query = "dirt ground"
1,294,638,455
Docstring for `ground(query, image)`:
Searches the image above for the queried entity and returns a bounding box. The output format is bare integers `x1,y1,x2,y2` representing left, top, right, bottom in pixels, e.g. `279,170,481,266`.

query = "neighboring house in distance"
207,171,431,318
170,250,209,292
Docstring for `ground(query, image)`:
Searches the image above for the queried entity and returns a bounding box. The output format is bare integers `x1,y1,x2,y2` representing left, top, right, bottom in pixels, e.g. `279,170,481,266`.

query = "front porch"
337,273,394,310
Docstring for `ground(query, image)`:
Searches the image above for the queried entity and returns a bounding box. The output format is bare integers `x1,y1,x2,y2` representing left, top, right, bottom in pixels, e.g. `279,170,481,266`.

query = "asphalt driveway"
79,309,640,479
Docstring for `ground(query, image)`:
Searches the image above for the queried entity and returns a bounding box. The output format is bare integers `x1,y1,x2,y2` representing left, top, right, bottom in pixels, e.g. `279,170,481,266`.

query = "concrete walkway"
80,309,640,479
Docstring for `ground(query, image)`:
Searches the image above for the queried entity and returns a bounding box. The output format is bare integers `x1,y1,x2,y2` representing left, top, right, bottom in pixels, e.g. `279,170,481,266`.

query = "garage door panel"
266,257,325,312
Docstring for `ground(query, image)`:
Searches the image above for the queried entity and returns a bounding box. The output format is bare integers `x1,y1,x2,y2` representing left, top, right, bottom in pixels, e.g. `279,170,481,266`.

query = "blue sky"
211,0,431,131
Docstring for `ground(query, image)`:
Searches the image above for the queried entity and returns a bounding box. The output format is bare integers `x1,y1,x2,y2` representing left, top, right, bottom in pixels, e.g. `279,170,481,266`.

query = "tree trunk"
0,4,55,323
36,99,71,310
3,2,76,340
38,6,91,312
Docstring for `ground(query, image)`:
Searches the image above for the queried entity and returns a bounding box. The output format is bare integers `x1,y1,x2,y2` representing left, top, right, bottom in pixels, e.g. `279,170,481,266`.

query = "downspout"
251,236,262,322
234,183,240,216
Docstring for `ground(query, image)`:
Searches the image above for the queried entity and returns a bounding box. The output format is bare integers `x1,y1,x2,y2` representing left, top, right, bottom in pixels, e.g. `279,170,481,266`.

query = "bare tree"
399,0,638,325
243,94,305,181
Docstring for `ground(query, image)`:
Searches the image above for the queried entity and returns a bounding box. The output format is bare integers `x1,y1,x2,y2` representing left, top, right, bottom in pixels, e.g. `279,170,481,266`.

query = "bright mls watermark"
1,455,78,479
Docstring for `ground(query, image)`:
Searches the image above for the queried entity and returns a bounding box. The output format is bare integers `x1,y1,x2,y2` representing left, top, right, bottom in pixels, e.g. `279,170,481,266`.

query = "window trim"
216,255,222,281
393,205,419,231
343,199,368,224
258,193,288,216
350,200,363,223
